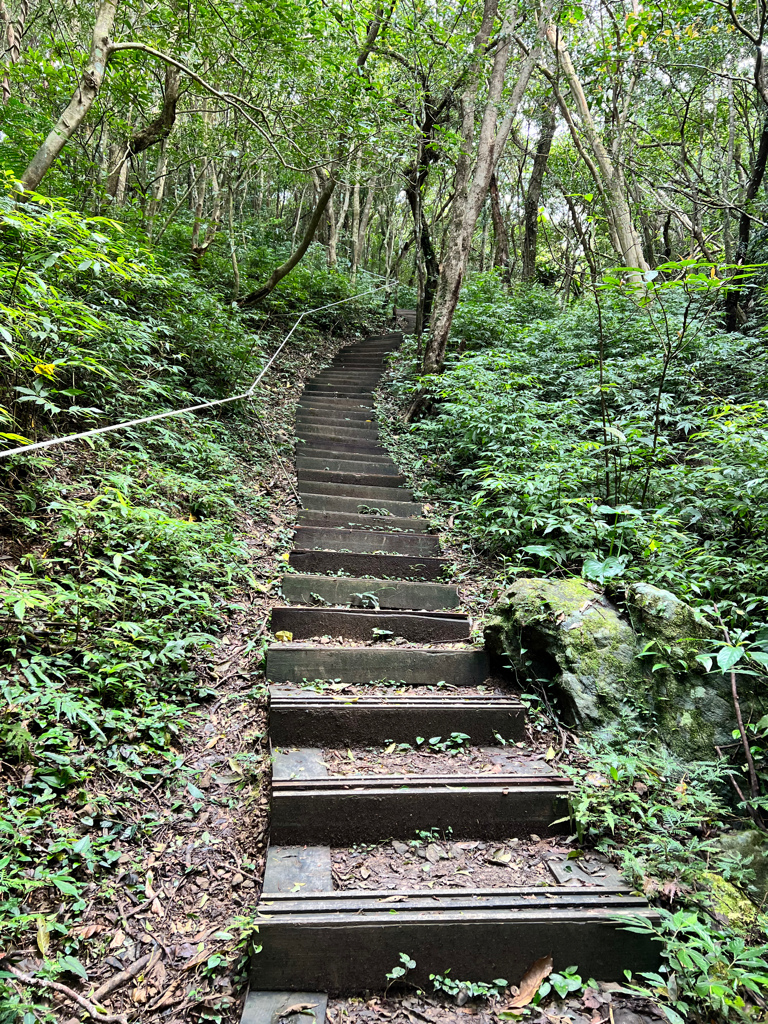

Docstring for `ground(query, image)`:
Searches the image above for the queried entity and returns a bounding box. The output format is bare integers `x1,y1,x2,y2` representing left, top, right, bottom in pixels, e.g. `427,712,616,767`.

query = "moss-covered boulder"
485,577,644,738
625,583,735,759
485,577,737,758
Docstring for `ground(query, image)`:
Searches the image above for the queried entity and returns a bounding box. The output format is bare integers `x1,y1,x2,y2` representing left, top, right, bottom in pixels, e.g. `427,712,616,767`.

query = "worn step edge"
269,692,524,745
292,526,437,555
250,889,660,994
270,776,570,845
266,643,489,686
279,574,457,608
270,607,470,643
298,495,423,518
295,511,428,533
289,549,448,581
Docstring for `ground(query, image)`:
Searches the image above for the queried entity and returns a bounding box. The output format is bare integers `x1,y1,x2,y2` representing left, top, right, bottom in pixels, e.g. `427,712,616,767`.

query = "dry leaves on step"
278,1002,318,1018
507,955,554,1008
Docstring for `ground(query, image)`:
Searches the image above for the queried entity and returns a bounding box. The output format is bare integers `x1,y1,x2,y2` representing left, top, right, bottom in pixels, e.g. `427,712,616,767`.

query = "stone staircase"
242,329,659,1024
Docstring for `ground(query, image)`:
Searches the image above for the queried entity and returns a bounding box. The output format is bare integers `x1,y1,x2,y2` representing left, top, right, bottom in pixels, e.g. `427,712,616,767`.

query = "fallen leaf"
109,929,125,949
36,917,50,956
278,1003,318,1018
69,923,103,939
489,850,512,866
151,897,163,916
582,988,604,1009
506,955,553,1008
544,746,556,761
275,630,293,641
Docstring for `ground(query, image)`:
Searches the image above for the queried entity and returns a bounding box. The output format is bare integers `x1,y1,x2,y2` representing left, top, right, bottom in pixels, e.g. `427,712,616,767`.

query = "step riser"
293,527,438,555
296,511,429,533
299,495,422,517
297,410,377,423
298,481,411,501
252,899,660,994
289,550,447,580
297,447,389,462
269,704,524,746
298,427,380,442
296,459,400,476
297,400,374,412
297,471,407,490
270,608,469,643
303,387,376,396
271,787,569,845
266,646,489,686
280,575,459,608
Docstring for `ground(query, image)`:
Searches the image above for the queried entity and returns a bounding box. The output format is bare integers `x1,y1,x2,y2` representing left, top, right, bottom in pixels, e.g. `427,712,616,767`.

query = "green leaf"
717,646,744,673
60,955,88,980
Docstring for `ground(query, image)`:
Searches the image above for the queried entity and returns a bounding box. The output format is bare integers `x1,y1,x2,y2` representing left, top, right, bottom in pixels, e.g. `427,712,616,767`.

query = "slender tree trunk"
354,183,375,283
228,185,240,297
1,0,28,104
240,173,338,305
20,0,117,192
522,104,556,282
545,24,647,277
147,137,170,236
726,113,768,328
350,153,362,285
425,0,549,374
489,172,510,282
327,189,339,269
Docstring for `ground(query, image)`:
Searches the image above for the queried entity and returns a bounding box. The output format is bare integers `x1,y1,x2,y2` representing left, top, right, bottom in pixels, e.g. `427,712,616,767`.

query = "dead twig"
6,963,129,1024
91,949,159,1001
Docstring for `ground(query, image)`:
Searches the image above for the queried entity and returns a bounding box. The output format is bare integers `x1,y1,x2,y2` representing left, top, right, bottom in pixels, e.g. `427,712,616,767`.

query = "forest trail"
243,327,658,1022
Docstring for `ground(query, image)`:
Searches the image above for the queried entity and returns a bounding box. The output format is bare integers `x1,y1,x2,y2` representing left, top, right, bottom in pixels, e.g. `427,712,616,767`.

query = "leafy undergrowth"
375,285,768,1024
0,181,388,1022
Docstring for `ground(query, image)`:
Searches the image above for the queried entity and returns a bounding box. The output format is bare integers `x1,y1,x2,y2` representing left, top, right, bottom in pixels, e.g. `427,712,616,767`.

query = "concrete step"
297,425,380,442
296,457,400,476
297,444,389,461
298,480,412,501
293,526,438,555
297,469,407,489
280,574,459,609
303,385,375,397
297,407,376,422
296,415,378,430
251,889,660,995
269,690,523,745
266,643,488,686
270,764,571,845
241,991,328,1024
271,607,470,643
297,399,374,413
296,510,429,532
299,494,423,517
289,549,449,580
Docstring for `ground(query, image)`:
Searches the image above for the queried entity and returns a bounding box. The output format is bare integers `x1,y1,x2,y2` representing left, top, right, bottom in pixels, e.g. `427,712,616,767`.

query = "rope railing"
0,285,388,460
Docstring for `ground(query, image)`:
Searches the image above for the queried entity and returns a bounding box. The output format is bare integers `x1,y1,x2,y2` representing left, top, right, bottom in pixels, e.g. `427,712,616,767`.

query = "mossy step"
296,457,400,476
299,493,422,517
298,480,412,501
279,574,458,608
289,549,448,580
297,469,407,489
295,510,429,532
293,526,438,555
266,643,488,686
270,606,470,643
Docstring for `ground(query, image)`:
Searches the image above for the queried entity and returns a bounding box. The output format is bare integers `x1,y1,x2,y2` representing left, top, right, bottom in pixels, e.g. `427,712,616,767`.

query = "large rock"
485,577,739,759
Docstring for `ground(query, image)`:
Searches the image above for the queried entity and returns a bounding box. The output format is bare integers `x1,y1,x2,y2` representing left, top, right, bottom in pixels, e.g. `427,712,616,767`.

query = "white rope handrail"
0,285,388,459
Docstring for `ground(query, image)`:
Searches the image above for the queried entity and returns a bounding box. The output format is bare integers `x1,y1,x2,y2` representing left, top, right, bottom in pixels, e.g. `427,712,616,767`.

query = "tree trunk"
20,0,117,192
522,104,556,282
147,136,170,235
546,24,648,277
424,0,548,374
350,153,362,285
1,0,28,104
354,184,375,281
489,172,510,282
726,112,768,328
326,189,339,268
239,173,338,305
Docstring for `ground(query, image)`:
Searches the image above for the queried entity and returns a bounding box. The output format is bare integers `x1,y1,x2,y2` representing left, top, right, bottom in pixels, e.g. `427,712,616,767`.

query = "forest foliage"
3,0,768,1018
